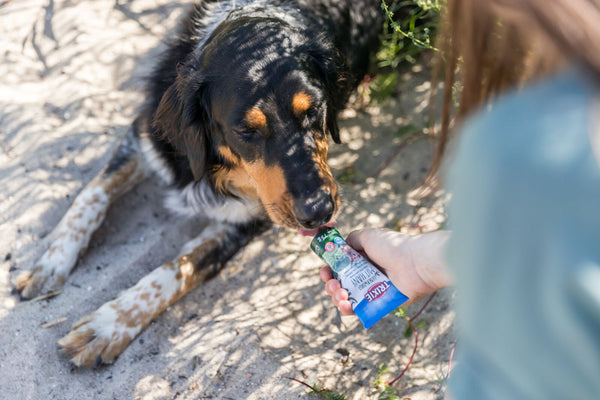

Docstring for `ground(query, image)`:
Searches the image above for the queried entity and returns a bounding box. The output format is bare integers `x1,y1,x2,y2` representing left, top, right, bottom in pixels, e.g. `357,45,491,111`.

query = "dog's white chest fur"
165,180,263,223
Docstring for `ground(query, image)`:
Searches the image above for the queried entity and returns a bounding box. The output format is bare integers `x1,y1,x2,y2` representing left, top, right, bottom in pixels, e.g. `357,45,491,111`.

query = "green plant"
369,0,440,103
336,165,366,184
307,384,347,400
374,363,401,400
378,0,439,67
285,375,347,400
391,306,408,319
368,73,400,103
395,124,420,138
385,293,437,387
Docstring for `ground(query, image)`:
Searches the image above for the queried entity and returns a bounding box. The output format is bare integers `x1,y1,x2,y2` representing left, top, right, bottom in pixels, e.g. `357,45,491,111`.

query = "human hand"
320,228,453,315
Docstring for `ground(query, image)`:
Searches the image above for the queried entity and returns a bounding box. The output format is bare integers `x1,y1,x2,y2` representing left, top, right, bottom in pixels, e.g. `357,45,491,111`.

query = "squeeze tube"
311,227,409,329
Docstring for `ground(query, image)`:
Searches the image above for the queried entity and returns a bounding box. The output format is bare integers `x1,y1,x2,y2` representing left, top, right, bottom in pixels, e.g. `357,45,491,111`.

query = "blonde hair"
420,0,600,194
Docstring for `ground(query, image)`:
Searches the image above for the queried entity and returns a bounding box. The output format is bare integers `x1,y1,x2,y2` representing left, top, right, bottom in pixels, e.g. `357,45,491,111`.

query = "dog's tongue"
298,221,336,237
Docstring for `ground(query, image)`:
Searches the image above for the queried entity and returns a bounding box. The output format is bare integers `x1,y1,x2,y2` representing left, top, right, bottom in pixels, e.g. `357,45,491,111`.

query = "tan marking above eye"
292,92,312,116
244,107,267,130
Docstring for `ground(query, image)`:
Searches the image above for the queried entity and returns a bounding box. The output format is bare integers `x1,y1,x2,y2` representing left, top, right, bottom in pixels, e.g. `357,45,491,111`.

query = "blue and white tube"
311,227,409,329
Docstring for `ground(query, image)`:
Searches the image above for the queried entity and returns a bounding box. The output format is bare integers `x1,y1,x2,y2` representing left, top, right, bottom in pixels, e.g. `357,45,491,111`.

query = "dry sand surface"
0,1,455,399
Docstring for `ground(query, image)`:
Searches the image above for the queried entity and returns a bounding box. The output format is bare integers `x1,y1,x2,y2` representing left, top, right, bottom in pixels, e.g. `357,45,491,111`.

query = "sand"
0,1,455,399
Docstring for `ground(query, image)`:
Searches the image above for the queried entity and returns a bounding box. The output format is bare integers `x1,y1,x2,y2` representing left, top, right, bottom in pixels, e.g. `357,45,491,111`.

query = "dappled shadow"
0,0,193,272
132,221,454,399
113,0,184,33
122,67,454,399
0,1,454,399
0,1,195,399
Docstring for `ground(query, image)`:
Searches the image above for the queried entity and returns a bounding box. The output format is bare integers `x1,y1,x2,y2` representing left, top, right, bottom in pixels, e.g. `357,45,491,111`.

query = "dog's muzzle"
293,189,335,230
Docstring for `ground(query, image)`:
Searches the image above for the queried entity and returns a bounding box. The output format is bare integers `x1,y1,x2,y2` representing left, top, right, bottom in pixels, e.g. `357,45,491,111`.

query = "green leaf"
396,124,419,137
404,324,414,339
377,385,401,400
391,306,408,318
414,318,429,330
378,362,389,375
307,384,347,400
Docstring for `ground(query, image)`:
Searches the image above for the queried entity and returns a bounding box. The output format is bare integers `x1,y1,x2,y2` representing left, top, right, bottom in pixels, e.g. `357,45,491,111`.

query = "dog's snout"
294,190,335,229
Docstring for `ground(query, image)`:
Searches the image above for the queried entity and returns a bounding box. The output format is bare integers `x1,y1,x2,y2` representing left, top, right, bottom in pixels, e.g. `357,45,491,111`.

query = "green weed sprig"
380,0,439,52
284,375,347,399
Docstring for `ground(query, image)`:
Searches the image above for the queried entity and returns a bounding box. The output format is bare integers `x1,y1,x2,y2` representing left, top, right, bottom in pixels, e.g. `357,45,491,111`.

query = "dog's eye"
236,129,258,141
304,104,324,127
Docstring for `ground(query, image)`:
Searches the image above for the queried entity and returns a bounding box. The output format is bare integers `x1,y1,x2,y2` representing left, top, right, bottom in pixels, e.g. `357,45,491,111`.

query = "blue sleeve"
445,69,600,400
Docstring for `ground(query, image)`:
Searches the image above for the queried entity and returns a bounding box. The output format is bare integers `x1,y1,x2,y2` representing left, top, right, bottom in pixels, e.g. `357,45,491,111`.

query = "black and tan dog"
14,0,382,367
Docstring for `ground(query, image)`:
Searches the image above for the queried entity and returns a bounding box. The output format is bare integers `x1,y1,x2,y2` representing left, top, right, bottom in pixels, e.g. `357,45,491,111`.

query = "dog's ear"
325,106,341,144
302,40,350,144
154,70,211,180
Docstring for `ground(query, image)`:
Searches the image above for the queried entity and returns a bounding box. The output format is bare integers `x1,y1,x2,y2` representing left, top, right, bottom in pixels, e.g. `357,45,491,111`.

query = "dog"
13,0,382,367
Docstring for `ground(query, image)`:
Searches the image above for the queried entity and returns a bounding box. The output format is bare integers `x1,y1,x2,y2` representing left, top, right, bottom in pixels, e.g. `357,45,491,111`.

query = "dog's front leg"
13,127,145,299
58,219,269,368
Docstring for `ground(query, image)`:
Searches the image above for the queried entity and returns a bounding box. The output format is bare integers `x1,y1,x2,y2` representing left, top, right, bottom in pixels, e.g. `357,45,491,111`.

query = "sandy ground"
0,1,455,399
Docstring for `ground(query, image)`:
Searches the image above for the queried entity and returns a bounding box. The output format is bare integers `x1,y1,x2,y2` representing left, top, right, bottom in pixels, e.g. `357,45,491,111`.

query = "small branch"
435,344,456,393
41,316,67,328
387,327,418,385
28,290,62,302
387,292,437,386
409,292,436,322
284,375,318,392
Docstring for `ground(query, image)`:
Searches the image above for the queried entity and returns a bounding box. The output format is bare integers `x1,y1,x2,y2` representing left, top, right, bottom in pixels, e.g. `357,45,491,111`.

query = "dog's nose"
294,190,335,229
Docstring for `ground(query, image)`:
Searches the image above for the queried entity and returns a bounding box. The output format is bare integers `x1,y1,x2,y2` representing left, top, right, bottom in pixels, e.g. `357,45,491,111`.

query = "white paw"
12,240,79,299
58,300,140,368
12,264,67,299
58,250,184,367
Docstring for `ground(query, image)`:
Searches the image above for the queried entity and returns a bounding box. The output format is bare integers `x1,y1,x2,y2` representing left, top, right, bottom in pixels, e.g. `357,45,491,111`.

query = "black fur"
141,0,382,193
16,0,386,368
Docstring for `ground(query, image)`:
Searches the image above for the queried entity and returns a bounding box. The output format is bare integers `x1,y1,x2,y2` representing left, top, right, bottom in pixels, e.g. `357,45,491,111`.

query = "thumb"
345,229,366,253
345,229,387,273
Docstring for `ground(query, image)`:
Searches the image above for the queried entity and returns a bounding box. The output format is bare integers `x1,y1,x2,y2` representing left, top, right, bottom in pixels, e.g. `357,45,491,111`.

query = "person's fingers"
325,278,341,296
338,299,354,315
334,287,348,302
320,265,354,316
333,287,352,314
319,266,333,282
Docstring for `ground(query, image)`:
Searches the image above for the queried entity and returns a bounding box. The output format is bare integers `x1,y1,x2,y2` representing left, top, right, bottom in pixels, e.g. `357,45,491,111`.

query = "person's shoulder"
458,67,596,170
466,67,593,139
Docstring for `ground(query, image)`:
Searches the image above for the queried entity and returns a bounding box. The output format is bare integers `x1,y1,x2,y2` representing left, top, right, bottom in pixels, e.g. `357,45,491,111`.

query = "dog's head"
155,17,351,233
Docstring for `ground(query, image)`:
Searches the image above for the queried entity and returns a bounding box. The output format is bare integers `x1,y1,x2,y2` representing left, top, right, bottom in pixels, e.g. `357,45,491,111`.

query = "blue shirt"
446,68,600,399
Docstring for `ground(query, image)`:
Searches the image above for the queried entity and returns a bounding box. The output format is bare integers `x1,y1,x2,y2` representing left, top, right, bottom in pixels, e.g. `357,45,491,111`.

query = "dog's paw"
58,302,136,368
13,238,82,299
12,265,66,300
